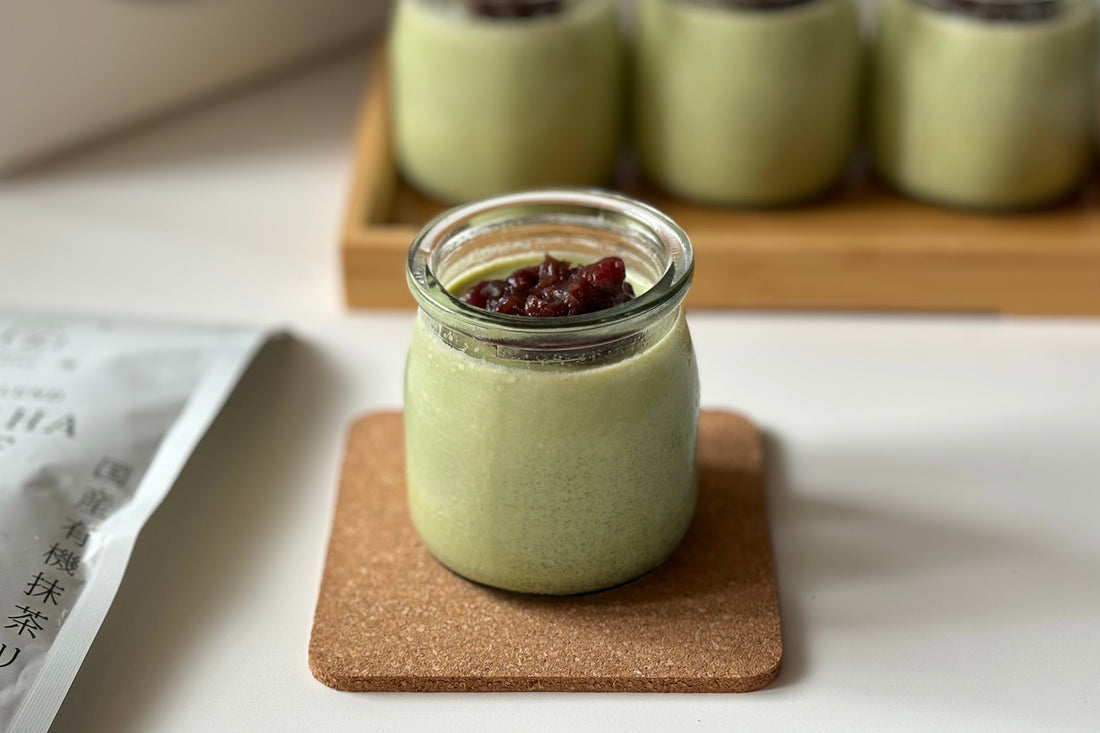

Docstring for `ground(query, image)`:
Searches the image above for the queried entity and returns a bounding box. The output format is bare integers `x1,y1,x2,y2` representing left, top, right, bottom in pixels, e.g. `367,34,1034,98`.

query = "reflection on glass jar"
634,0,861,207
404,190,699,595
389,0,623,204
869,0,1098,211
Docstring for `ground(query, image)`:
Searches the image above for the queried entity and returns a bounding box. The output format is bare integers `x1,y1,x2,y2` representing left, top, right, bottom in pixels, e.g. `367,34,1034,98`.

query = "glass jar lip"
406,188,694,335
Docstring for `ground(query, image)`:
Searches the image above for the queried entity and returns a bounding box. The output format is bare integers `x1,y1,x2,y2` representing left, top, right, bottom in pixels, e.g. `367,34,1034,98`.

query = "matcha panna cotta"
634,0,861,206
870,0,1098,211
404,190,699,595
390,0,623,204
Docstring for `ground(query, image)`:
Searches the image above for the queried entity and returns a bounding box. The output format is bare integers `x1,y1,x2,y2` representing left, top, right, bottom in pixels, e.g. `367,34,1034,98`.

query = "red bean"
460,255,635,317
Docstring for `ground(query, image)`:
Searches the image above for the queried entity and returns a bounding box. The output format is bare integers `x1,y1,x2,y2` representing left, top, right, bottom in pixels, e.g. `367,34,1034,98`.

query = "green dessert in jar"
869,0,1098,211
634,0,861,206
390,0,623,204
404,190,699,595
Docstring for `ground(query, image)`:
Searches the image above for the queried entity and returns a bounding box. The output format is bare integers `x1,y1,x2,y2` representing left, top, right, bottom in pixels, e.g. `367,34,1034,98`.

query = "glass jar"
634,0,861,206
869,0,1098,210
389,0,623,204
404,190,699,595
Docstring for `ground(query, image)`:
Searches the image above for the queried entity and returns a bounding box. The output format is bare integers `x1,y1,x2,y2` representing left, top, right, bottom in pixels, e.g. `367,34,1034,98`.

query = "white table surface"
3,49,1099,733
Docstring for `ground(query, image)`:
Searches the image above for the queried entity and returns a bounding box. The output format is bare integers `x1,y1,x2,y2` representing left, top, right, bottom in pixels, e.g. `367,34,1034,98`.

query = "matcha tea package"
0,313,269,733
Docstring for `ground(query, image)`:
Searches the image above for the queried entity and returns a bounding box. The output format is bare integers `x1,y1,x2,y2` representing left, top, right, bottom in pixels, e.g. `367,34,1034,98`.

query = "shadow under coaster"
309,410,782,692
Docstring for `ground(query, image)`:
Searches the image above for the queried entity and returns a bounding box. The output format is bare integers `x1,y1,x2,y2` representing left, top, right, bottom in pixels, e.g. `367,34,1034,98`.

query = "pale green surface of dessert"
869,0,1098,210
634,0,861,206
390,0,623,204
404,308,700,595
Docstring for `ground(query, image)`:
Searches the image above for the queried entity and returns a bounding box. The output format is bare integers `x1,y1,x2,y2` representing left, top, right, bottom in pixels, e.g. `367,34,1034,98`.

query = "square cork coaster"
308,410,782,692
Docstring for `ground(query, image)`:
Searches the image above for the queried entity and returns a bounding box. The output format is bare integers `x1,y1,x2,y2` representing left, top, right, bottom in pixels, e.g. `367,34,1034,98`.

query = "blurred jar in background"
390,0,623,203
870,0,1098,211
634,0,861,207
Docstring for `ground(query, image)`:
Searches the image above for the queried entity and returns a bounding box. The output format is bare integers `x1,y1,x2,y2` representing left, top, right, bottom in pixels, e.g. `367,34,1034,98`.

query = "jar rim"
406,189,694,336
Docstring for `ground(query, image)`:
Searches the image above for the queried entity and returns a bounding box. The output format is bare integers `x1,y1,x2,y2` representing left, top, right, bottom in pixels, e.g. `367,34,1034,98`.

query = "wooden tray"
342,47,1100,315
308,410,782,692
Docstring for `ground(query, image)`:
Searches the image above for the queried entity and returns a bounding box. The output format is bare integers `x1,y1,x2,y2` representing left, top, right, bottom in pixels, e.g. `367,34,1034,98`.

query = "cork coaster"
308,410,782,692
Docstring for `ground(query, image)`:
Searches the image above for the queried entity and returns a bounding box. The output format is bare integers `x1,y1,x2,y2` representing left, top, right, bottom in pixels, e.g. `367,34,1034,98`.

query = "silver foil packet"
0,314,269,732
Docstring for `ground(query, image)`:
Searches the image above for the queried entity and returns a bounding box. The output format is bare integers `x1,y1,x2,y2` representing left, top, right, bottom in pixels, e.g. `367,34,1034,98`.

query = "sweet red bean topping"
467,0,564,19
922,0,1057,20
460,255,636,317
713,0,816,7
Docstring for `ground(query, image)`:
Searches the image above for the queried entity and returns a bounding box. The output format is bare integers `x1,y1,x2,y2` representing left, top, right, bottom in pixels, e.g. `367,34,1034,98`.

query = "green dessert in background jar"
404,190,699,596
869,0,1098,211
390,0,623,204
634,0,861,207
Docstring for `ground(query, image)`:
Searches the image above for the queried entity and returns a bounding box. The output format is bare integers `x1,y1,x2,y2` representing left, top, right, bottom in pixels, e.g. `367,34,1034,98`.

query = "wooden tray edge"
339,46,1100,315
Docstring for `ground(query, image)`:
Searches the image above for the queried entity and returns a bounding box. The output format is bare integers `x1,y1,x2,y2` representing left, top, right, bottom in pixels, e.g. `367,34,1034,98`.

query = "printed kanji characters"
5,606,47,639
24,572,65,605
93,457,132,488
74,488,114,519
42,543,80,576
61,518,91,548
